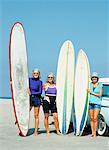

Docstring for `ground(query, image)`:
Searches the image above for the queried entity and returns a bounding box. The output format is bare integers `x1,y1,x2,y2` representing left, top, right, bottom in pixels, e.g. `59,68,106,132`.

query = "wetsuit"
29,77,42,107
43,84,57,113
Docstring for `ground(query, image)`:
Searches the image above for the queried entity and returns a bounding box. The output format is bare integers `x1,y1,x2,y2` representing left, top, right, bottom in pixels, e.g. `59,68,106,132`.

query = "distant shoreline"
0,97,12,100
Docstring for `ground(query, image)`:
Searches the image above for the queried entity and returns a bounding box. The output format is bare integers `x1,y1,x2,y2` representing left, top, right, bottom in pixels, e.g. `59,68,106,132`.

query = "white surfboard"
9,22,29,136
73,49,90,136
56,40,75,134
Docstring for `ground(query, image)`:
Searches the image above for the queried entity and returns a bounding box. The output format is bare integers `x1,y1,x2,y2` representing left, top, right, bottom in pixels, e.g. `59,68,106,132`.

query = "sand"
0,99,109,150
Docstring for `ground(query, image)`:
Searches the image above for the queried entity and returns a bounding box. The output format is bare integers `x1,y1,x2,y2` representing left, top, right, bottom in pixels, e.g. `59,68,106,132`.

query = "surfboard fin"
15,121,18,125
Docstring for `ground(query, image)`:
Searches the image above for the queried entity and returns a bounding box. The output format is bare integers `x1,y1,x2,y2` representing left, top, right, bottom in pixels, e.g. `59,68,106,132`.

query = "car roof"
99,78,109,84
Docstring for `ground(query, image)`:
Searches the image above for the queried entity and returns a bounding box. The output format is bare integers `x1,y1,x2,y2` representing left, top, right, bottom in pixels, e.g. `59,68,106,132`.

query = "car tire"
97,114,108,136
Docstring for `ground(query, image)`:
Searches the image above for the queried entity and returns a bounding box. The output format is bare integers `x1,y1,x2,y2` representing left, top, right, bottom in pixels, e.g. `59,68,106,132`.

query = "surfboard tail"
80,92,89,135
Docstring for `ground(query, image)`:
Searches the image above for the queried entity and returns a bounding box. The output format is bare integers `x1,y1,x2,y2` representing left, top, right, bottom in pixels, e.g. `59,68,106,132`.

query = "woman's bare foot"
56,130,61,135
91,134,96,138
46,130,50,136
34,131,38,136
93,135,97,138
34,128,38,136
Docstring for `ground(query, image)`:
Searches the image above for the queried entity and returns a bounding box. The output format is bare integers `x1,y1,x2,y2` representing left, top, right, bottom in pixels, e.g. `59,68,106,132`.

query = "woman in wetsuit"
43,72,60,135
29,68,42,136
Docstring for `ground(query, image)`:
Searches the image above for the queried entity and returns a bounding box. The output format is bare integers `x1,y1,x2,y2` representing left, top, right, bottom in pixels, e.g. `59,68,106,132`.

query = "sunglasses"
33,72,39,75
48,76,53,79
92,76,97,79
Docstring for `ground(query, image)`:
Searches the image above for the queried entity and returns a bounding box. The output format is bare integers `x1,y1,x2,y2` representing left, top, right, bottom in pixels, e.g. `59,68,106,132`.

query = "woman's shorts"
89,103,101,110
42,96,57,113
30,95,41,107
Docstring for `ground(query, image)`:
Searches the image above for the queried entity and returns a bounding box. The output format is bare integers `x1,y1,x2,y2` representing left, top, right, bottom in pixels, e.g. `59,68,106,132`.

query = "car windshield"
102,84,109,97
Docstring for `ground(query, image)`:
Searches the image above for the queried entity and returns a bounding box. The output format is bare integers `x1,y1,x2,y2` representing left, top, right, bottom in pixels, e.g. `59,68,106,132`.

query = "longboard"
73,49,90,136
9,22,29,136
56,40,75,134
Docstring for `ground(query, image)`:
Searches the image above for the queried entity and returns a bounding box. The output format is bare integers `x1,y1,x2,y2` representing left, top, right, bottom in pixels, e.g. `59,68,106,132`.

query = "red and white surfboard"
9,22,30,136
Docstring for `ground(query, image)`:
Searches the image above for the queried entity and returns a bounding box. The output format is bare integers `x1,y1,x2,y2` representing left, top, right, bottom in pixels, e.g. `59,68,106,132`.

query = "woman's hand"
87,88,90,94
43,83,47,90
87,88,102,97
27,88,31,95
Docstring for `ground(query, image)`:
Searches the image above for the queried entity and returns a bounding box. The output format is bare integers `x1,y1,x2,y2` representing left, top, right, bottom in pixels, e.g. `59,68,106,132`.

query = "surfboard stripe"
80,78,90,135
80,92,88,133
62,49,68,134
73,98,76,135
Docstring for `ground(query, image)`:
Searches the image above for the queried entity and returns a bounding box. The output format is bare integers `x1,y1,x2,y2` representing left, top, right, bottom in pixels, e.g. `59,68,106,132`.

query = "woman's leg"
93,109,100,137
44,113,50,135
53,113,61,135
89,109,94,136
34,106,40,136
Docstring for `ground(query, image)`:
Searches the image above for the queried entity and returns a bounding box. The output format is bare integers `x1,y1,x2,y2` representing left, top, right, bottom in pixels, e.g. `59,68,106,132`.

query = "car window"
102,84,109,97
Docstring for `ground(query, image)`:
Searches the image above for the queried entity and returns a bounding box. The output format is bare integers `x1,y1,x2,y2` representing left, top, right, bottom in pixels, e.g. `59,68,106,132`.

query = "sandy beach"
0,99,109,150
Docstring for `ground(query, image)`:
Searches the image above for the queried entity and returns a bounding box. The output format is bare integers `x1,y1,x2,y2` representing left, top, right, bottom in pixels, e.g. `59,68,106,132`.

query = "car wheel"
97,114,108,136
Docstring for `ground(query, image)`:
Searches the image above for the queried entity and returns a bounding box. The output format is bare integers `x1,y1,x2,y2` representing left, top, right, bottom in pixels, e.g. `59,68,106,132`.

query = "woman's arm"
88,88,102,97
27,88,31,95
91,88,102,97
43,83,47,91
43,84,45,91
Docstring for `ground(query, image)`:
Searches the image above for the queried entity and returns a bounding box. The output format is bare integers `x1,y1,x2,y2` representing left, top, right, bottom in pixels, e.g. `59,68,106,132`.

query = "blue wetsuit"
29,77,42,107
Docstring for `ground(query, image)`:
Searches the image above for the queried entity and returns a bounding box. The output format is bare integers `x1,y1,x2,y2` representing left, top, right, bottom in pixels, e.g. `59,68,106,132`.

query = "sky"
0,0,109,97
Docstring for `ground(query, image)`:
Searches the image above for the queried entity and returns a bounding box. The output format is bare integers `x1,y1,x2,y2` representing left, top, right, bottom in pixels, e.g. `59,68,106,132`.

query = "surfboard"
56,40,75,134
73,49,90,136
9,22,30,136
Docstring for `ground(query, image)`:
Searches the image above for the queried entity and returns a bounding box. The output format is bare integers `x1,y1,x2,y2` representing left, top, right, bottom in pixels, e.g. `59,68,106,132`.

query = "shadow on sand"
27,128,35,136
67,122,91,136
27,128,58,136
